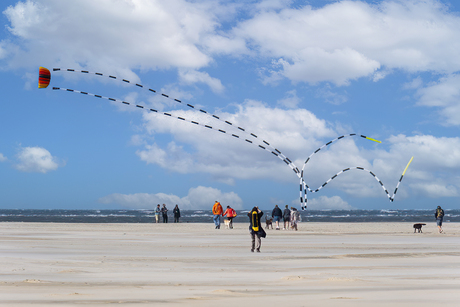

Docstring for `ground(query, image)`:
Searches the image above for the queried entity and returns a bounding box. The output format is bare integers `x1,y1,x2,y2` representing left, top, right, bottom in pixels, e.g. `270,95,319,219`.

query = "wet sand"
0,222,459,306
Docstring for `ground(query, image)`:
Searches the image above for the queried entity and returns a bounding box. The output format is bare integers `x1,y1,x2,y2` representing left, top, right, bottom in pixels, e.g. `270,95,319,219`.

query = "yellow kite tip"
366,136,382,143
402,156,414,176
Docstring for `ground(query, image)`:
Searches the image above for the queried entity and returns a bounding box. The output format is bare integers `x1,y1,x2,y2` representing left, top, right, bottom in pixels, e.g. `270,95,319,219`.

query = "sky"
1,0,460,211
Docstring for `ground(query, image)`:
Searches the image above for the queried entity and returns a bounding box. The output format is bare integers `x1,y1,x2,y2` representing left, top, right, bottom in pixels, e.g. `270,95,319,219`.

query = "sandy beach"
0,221,459,306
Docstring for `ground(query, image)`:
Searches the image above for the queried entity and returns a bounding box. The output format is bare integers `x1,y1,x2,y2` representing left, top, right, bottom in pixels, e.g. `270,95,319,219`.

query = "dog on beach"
413,223,426,233
224,219,231,229
265,216,273,229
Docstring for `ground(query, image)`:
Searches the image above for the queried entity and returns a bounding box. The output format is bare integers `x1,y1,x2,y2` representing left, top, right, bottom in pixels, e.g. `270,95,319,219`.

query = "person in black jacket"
283,205,291,230
435,206,445,233
161,204,168,223
272,205,283,230
173,205,181,223
248,207,265,252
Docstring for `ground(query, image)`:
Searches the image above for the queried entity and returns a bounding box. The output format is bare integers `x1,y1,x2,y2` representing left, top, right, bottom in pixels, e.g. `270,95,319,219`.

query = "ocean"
0,209,458,223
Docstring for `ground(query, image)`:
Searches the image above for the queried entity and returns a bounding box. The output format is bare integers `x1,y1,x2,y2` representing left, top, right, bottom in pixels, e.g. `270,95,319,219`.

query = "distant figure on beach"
161,204,168,223
290,207,300,231
223,205,237,229
248,206,265,252
155,204,161,223
212,201,223,229
173,205,181,223
272,205,282,230
435,205,444,233
283,205,291,230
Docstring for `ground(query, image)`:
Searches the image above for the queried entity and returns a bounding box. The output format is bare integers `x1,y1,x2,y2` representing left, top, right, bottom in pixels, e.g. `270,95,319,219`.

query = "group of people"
154,202,447,253
212,201,237,229
271,205,300,230
154,204,181,223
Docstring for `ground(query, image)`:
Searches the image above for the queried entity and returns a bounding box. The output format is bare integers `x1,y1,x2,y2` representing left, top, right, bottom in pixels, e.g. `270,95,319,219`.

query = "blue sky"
2,0,460,210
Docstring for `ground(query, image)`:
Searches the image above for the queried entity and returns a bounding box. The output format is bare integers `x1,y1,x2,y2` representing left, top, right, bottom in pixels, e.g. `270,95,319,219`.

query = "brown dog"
413,223,426,233
265,216,273,229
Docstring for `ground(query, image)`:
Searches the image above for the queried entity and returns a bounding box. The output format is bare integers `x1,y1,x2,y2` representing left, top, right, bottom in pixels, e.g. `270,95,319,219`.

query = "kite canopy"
38,67,51,88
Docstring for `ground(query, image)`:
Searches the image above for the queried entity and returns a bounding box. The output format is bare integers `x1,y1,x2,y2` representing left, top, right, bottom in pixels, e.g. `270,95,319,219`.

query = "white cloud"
2,0,223,73
0,153,7,162
4,0,460,87
136,101,336,183
178,69,225,93
234,0,460,84
14,146,63,173
305,195,354,210
134,99,460,201
98,186,243,210
415,74,460,125
277,89,300,108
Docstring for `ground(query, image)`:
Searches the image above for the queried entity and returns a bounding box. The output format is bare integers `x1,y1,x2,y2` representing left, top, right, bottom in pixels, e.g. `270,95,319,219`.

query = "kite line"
38,67,413,209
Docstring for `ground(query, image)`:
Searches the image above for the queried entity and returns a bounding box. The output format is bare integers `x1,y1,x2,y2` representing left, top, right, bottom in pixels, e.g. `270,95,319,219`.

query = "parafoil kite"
38,67,51,88
39,67,414,209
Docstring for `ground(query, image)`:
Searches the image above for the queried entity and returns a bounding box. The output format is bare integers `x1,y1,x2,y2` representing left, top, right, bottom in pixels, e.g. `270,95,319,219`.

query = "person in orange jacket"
223,205,237,229
212,201,223,229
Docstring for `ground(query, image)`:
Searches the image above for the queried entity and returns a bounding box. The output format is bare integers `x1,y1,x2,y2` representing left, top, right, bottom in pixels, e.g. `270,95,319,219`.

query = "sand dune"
0,222,459,306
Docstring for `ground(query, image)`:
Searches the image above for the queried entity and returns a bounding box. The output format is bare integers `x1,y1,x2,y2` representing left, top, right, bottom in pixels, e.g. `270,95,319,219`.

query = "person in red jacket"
212,201,223,229
223,206,237,229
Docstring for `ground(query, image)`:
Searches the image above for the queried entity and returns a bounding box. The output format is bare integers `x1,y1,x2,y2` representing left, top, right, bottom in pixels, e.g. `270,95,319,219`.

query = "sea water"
0,209,458,223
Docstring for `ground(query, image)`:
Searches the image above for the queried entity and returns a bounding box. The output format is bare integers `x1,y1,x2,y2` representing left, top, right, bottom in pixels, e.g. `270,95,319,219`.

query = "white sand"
0,222,459,306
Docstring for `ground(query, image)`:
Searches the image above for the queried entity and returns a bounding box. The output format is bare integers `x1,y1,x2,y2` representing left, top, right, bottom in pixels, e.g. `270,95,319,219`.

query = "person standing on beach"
290,207,300,231
212,201,223,229
155,204,161,223
272,205,283,230
435,205,445,233
173,205,181,223
223,205,237,229
248,207,265,252
283,205,291,230
161,204,168,223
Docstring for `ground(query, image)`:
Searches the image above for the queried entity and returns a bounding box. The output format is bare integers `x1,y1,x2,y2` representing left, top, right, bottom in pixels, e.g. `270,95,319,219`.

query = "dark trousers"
250,232,261,251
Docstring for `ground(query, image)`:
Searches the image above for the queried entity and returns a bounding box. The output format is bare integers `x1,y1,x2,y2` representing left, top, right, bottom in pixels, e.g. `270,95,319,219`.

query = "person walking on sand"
173,205,181,223
272,205,283,230
290,207,300,231
212,201,223,229
248,206,265,252
155,204,161,223
283,205,291,230
435,205,445,233
223,205,237,229
161,204,168,223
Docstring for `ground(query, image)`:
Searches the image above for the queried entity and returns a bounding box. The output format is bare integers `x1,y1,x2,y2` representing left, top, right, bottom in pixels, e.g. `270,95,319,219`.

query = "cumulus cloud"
178,69,225,93
134,99,460,201
305,195,354,210
98,186,243,210
415,74,460,125
14,146,63,173
136,100,336,183
0,153,7,162
234,0,460,84
4,0,460,87
2,0,227,73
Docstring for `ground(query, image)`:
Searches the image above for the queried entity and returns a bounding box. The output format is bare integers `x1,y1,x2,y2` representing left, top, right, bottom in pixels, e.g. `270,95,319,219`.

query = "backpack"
436,209,444,218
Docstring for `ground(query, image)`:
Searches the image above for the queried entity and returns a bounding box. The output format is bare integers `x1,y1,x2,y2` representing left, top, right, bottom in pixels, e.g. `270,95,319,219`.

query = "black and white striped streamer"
49,68,413,209
52,68,301,175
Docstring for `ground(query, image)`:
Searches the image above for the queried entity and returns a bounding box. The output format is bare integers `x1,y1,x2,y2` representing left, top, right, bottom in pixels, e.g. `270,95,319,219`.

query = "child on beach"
222,206,237,229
